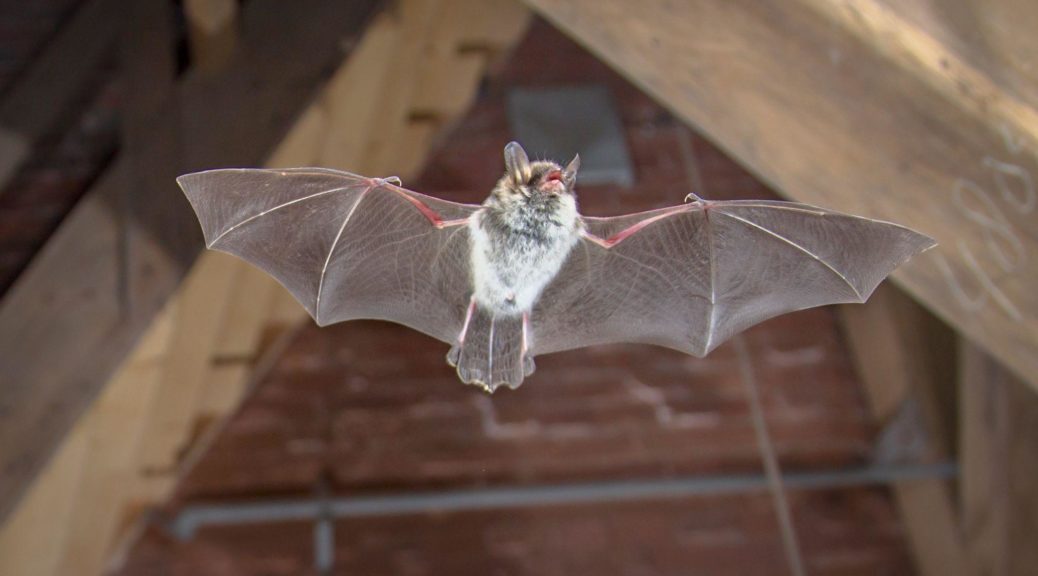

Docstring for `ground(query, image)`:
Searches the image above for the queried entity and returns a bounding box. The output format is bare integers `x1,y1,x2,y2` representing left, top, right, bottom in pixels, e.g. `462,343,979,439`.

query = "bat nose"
540,181,565,195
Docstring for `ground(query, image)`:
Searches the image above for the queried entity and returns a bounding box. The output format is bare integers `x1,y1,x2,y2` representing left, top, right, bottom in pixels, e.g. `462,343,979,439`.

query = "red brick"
129,16,910,576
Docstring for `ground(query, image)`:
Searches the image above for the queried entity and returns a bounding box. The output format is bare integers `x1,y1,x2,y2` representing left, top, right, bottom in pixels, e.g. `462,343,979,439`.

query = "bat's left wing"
529,199,935,357
178,168,478,344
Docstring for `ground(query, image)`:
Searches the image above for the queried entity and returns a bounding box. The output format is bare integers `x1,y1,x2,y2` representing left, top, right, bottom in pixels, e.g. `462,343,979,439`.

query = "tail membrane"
447,306,531,392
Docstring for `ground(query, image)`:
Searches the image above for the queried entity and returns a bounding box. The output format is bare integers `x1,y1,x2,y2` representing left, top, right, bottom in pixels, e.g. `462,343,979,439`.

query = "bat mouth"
539,170,566,194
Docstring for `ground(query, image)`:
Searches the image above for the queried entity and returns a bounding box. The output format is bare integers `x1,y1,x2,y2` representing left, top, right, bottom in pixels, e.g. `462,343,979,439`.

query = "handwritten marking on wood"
937,131,1034,322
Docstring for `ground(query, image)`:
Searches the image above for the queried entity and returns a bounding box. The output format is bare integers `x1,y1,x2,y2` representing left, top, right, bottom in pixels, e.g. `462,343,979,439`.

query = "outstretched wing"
530,199,935,357
178,168,478,344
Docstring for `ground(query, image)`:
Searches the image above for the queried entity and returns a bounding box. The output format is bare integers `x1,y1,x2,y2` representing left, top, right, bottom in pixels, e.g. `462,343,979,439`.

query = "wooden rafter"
0,1,531,574
840,285,963,576
0,0,121,191
959,342,1038,576
524,0,1038,392
183,0,239,75
0,0,380,524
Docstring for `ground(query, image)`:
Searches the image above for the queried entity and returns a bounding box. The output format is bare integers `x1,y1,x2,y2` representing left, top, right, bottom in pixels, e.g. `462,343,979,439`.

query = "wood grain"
840,285,964,576
0,0,379,524
960,342,1038,576
184,0,239,75
0,0,121,193
0,2,531,572
524,0,1038,391
874,0,1038,112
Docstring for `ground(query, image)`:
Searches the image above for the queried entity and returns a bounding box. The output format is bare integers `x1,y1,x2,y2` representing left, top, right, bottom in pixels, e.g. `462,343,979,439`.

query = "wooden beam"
0,0,379,524
134,253,240,479
184,0,239,75
524,0,1038,391
0,426,92,576
960,342,1038,576
875,0,1038,113
839,285,964,576
120,0,188,333
0,0,121,191
50,329,168,576
0,2,531,573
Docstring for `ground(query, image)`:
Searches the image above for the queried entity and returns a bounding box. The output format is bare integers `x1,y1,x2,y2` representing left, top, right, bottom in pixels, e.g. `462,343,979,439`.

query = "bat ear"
564,154,580,184
504,141,531,184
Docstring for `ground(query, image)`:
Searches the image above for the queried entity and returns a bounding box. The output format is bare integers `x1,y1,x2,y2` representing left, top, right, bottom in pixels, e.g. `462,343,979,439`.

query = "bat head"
498,141,580,202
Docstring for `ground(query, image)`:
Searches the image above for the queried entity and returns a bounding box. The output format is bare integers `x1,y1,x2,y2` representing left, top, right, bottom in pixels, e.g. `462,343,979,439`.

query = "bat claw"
523,356,536,377
684,192,704,203
380,176,402,186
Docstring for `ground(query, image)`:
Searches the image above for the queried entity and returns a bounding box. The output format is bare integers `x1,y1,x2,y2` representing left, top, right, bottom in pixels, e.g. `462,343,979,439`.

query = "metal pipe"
172,461,956,539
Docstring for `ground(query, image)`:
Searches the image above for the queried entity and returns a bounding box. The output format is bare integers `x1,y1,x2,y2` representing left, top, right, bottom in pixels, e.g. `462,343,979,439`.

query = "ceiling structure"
0,1,1035,575
113,20,917,575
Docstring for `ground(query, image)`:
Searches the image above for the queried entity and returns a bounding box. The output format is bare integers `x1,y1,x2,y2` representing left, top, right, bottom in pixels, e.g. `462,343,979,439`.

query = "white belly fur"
469,199,580,316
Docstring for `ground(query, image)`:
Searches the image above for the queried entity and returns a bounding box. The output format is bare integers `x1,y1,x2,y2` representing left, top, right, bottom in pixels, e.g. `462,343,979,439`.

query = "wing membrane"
531,200,934,357
178,168,479,344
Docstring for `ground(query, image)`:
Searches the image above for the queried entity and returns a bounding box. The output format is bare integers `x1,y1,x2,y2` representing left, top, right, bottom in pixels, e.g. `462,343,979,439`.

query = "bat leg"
446,298,477,369
522,312,535,377
446,304,526,392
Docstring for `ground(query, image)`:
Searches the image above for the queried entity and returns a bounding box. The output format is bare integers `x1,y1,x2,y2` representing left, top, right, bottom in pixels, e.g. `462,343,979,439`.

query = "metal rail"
172,461,957,539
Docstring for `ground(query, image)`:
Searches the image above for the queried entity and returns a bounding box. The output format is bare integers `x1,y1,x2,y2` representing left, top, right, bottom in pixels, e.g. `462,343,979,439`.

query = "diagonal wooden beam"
0,0,379,524
0,2,532,573
184,0,239,75
0,0,121,191
959,342,1038,576
840,284,964,576
524,0,1038,392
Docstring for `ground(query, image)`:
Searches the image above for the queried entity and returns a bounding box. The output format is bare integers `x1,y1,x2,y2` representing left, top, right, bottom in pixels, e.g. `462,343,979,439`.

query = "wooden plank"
0,3,531,571
841,284,958,444
0,0,379,524
184,0,239,75
52,343,166,576
524,0,1038,391
208,261,282,360
120,0,189,337
839,285,964,576
0,0,121,192
960,342,1038,576
874,0,1038,112
316,8,404,171
0,299,171,576
409,0,527,120
0,181,126,518
361,0,447,174
0,128,29,190
439,0,531,52
135,252,240,476
0,422,91,576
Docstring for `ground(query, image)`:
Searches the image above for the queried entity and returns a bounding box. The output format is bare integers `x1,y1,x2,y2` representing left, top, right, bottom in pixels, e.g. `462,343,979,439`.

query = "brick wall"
116,19,913,576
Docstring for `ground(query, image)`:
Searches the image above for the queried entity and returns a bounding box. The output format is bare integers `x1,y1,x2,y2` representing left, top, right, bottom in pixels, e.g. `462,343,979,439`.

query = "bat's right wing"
530,199,935,357
178,168,479,345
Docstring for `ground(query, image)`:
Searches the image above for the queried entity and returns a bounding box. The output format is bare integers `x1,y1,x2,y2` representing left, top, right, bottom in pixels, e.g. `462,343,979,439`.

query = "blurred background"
0,1,1035,575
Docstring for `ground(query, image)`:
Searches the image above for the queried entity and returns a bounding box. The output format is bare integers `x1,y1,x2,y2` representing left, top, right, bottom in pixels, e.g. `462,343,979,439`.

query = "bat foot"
446,309,526,392
523,355,536,377
455,369,524,394
447,347,508,393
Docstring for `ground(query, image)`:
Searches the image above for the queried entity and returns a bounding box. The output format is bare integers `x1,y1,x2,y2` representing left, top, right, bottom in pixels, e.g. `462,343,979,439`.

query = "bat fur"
178,142,936,392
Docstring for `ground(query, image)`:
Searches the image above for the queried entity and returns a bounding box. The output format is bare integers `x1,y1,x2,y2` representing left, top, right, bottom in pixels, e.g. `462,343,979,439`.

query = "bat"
178,141,935,392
